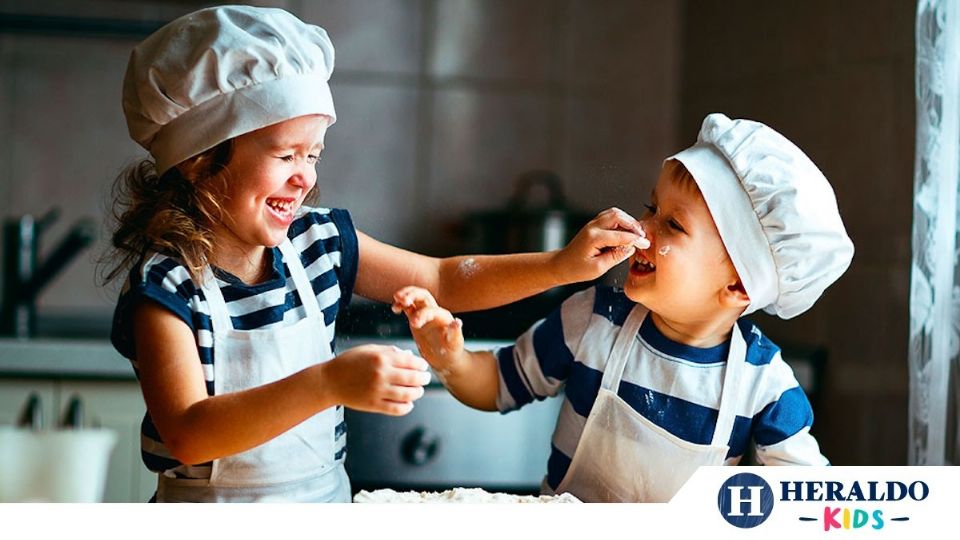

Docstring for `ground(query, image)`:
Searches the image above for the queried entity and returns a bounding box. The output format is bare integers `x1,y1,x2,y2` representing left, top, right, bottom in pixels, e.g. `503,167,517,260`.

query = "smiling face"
625,160,747,328
210,114,329,265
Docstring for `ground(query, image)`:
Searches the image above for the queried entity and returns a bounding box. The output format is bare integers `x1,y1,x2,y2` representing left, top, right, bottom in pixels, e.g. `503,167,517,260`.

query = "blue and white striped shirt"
111,207,358,478
495,286,828,492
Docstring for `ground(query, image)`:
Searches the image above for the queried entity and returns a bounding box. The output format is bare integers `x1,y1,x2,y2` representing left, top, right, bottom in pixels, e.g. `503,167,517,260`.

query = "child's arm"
393,286,500,411
750,362,829,466
355,207,647,312
132,301,431,465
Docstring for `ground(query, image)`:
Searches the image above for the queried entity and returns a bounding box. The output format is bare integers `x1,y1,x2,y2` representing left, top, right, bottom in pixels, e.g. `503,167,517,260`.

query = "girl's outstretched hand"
392,286,466,376
554,207,650,283
322,344,432,416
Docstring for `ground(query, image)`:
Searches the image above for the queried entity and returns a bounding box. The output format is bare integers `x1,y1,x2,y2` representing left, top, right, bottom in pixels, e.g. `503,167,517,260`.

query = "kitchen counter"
0,338,134,380
0,334,816,390
0,336,512,381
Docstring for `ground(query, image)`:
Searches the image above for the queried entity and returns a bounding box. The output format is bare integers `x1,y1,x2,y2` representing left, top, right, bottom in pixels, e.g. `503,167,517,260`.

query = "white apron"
157,239,349,502
554,305,745,503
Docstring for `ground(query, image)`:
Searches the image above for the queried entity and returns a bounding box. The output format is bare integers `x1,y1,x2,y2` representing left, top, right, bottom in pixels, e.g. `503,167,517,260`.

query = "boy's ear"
721,280,751,308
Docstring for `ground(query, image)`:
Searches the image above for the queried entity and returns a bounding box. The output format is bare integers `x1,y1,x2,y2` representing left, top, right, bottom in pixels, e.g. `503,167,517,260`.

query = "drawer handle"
17,392,43,431
61,395,84,429
401,427,440,466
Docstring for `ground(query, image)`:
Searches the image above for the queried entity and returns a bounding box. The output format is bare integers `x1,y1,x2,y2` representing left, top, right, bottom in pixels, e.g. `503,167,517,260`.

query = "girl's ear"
721,280,751,308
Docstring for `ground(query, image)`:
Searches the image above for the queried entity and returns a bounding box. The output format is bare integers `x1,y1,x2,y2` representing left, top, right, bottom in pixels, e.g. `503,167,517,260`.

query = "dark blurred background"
0,0,914,465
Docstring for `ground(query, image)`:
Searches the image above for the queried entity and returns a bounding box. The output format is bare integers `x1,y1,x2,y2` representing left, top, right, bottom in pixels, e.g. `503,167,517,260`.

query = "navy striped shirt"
111,207,358,478
495,286,828,492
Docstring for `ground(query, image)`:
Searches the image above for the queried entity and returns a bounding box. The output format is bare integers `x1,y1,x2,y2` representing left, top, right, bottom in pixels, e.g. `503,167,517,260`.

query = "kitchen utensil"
463,170,594,254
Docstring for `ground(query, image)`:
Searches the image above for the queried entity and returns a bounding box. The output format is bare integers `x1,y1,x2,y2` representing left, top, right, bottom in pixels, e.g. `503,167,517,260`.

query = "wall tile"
0,36,10,218
683,0,841,88
298,0,422,75
560,94,674,220
818,394,907,465
430,0,561,84
425,87,554,250
821,62,912,268
558,0,680,221
318,82,420,248
825,64,906,220
5,34,141,312
566,0,680,93
822,265,910,396
831,0,915,65
0,0,212,21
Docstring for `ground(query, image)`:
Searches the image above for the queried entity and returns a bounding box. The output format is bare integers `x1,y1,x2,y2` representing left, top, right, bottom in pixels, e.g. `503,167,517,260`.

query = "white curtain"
910,0,960,465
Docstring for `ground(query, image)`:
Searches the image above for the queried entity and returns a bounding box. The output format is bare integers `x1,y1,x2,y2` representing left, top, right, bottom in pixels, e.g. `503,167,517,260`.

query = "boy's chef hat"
669,113,854,319
122,5,336,176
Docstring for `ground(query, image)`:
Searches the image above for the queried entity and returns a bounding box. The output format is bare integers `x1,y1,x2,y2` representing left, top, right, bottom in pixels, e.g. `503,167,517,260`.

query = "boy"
393,113,854,503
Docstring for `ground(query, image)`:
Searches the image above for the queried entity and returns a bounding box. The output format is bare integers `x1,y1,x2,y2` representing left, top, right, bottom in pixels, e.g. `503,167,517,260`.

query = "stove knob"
401,427,440,466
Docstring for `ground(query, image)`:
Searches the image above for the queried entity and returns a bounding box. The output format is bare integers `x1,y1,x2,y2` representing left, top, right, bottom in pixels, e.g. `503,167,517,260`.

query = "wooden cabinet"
0,378,155,502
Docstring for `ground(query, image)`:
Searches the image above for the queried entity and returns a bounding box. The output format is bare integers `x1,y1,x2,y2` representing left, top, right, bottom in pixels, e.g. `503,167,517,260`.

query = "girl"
105,5,647,502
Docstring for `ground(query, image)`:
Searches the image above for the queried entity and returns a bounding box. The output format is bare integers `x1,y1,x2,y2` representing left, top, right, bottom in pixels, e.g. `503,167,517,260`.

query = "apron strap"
600,303,648,392
277,239,323,320
201,266,233,335
599,302,746,448
710,322,746,447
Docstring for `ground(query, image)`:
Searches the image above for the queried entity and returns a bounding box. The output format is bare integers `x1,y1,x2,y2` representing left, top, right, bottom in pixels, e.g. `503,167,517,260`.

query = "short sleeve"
495,287,596,412
329,208,358,310
110,254,200,360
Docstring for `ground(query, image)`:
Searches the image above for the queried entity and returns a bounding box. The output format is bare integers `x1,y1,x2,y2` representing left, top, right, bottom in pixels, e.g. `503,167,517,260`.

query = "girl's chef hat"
122,5,336,176
670,113,854,319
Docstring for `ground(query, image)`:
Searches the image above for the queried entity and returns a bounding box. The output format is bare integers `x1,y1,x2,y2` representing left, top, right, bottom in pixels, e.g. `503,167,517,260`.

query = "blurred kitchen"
0,0,927,501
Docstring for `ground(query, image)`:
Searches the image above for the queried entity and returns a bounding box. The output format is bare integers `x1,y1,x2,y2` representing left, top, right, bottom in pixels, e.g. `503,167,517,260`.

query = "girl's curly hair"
100,141,234,285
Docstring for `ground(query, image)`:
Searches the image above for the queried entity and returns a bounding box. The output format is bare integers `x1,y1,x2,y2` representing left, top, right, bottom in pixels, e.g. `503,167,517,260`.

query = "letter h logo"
718,473,774,528
726,485,765,516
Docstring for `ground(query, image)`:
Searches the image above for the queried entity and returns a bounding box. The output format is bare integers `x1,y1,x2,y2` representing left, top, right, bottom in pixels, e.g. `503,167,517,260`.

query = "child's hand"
555,207,650,283
324,344,432,416
391,286,466,375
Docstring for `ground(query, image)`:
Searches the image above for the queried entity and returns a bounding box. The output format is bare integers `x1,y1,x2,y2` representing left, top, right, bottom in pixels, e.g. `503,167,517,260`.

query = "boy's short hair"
669,113,854,319
662,158,697,188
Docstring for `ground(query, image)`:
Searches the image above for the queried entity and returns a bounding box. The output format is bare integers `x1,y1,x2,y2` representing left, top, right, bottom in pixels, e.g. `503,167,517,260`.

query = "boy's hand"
555,207,650,283
392,286,466,375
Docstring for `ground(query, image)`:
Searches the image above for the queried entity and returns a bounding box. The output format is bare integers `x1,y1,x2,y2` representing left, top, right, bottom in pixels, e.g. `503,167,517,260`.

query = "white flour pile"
353,487,580,503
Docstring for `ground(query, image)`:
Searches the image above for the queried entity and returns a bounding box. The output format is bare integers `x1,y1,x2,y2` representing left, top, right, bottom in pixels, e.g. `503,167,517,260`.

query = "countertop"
0,334,817,394
0,336,512,381
0,338,133,380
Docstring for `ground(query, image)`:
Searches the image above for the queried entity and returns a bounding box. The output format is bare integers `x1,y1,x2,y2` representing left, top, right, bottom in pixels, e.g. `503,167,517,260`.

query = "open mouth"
266,197,297,223
629,253,656,276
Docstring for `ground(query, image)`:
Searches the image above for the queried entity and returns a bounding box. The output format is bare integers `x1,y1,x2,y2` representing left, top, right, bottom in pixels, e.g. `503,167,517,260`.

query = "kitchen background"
0,0,912,476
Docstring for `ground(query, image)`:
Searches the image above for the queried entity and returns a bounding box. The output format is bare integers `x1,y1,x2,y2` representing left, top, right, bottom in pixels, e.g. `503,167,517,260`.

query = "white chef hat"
669,113,854,319
122,5,337,176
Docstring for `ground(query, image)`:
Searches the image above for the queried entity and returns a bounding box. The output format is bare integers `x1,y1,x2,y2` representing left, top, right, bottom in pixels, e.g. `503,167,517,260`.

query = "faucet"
1,208,95,338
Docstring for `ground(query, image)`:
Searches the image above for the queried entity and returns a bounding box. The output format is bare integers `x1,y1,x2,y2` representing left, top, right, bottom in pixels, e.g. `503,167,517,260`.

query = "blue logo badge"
717,472,775,528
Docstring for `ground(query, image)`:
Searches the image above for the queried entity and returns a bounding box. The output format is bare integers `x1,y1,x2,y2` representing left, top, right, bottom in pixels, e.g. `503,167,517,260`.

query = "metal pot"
463,170,594,254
